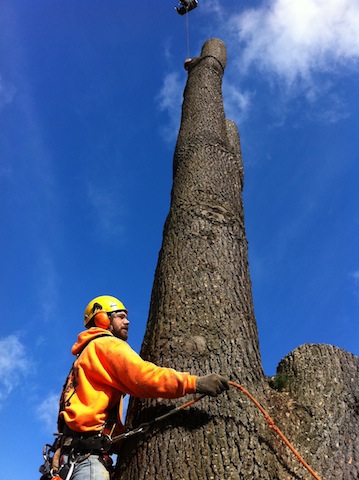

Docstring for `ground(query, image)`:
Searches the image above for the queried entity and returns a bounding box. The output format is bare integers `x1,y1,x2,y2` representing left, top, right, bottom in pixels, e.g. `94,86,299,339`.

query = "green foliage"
267,373,292,392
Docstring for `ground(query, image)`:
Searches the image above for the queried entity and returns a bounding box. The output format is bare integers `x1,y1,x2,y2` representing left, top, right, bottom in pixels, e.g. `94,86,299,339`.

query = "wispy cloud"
223,79,253,125
0,335,32,407
200,0,224,18
36,392,59,430
228,0,359,85
156,71,184,141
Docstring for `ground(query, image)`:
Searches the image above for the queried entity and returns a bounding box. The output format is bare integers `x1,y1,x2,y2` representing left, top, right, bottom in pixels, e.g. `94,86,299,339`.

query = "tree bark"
116,39,358,480
272,344,359,479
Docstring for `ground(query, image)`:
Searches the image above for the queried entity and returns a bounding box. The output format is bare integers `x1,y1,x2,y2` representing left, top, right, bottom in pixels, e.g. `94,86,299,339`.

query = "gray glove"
196,373,229,397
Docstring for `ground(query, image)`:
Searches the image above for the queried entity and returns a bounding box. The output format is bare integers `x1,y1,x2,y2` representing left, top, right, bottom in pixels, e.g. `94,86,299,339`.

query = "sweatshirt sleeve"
102,339,198,399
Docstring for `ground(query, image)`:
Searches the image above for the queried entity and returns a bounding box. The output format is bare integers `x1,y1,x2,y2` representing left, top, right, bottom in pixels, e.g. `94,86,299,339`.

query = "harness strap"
51,446,62,474
58,333,112,433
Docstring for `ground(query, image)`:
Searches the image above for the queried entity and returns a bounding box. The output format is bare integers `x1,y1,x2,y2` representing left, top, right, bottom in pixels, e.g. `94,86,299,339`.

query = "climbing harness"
39,438,79,480
39,396,204,478
113,383,322,480
39,432,113,480
58,333,110,433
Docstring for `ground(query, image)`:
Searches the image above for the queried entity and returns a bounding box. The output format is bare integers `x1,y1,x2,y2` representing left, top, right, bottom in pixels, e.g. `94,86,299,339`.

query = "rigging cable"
185,7,191,58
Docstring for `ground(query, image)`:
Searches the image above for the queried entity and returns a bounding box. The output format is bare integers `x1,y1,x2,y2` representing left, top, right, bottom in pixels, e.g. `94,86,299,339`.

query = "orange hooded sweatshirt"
60,327,198,433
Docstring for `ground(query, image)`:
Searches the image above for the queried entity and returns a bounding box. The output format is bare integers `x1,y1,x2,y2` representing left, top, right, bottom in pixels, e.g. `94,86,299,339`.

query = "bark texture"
116,39,358,479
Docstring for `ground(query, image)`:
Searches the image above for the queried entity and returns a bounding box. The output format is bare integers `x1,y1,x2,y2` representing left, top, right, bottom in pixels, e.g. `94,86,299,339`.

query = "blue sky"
0,1,358,478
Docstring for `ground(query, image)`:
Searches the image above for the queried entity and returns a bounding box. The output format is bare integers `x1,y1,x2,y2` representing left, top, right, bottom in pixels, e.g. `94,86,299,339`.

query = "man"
56,295,229,480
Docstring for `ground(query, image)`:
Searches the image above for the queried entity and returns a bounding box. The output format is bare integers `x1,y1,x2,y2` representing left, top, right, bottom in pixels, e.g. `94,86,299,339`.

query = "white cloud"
157,72,182,112
156,71,184,140
223,79,253,124
200,0,224,17
36,392,59,430
0,335,32,406
229,0,359,84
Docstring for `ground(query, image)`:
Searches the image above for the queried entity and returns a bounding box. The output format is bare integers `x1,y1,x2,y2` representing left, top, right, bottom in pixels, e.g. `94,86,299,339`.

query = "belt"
71,434,112,453
62,425,112,453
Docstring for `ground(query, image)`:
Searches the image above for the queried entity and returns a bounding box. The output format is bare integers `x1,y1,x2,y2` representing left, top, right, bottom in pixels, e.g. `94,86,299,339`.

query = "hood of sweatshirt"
71,327,113,356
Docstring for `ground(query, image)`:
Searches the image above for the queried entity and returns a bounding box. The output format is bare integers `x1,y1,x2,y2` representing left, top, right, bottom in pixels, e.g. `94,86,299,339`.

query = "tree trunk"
116,39,359,479
272,344,359,479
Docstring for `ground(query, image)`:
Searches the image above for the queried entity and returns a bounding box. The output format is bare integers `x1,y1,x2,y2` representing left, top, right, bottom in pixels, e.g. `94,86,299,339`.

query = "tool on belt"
39,432,113,480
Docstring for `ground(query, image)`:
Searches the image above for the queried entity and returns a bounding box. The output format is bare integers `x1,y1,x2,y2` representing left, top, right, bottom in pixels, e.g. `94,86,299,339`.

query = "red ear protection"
94,311,111,329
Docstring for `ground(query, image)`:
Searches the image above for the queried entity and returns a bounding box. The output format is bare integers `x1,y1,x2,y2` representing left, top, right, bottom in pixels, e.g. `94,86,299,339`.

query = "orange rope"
113,383,321,479
228,381,321,480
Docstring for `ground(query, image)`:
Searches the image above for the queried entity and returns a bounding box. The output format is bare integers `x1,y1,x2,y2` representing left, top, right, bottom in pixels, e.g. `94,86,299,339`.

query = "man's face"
110,311,129,341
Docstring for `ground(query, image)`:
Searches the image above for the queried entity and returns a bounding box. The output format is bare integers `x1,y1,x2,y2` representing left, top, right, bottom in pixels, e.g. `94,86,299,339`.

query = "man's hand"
196,373,229,397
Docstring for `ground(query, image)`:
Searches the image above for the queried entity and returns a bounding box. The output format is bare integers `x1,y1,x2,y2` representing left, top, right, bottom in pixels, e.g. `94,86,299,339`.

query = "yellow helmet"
84,295,127,327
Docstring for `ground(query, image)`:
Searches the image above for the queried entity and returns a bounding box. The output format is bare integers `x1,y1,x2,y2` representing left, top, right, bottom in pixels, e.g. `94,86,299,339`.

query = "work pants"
70,454,109,480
